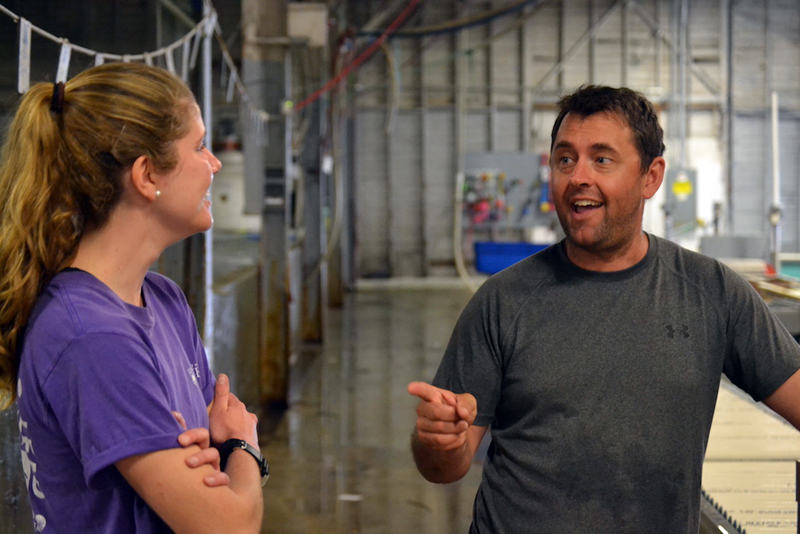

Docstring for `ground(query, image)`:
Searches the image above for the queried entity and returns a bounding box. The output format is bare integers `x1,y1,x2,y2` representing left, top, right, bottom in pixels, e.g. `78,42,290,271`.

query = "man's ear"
130,155,159,202
643,156,665,200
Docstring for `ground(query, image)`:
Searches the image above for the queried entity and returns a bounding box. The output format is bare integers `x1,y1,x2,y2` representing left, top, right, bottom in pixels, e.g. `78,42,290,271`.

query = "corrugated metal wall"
730,0,800,252
348,0,800,277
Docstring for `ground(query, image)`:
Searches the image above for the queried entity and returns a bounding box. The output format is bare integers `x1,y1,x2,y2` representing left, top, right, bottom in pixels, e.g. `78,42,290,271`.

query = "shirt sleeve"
723,269,800,401
432,284,504,427
42,332,184,489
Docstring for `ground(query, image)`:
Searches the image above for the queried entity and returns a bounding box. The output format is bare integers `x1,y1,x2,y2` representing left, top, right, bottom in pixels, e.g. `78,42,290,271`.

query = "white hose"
453,171,480,293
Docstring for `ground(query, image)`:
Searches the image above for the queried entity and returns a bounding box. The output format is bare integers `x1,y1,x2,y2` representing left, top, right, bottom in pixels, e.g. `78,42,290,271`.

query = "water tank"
211,150,261,233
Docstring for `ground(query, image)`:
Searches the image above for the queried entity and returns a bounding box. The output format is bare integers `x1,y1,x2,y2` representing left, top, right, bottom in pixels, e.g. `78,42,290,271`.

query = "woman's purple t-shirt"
16,270,215,533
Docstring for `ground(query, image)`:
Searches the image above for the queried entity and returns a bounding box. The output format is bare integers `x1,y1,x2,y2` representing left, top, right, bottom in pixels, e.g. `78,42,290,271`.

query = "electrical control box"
463,152,556,233
665,168,697,232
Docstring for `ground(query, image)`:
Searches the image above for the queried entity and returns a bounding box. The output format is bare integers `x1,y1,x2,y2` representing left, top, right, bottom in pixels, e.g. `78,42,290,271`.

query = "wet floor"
259,286,482,534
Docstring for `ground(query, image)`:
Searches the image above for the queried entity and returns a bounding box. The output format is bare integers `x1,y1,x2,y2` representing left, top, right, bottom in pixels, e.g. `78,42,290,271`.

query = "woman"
0,63,264,533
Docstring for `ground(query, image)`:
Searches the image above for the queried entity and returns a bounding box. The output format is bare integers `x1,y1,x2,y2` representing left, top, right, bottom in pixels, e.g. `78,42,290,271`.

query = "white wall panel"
590,1,625,88
464,23,490,109
769,0,800,109
529,1,562,94
389,111,424,276
490,16,521,107
424,111,456,266
781,120,800,250
465,112,490,153
731,116,767,235
688,0,721,98
395,39,421,110
731,3,765,111
355,110,390,277
626,28,661,90
422,36,455,106
495,111,522,152
561,0,591,88
358,46,388,109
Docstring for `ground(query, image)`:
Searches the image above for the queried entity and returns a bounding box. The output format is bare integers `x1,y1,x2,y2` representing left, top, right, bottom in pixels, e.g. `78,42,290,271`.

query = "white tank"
211,150,261,233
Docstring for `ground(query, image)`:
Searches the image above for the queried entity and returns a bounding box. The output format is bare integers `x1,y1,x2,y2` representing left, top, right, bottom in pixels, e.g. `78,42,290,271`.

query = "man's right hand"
407,381,477,451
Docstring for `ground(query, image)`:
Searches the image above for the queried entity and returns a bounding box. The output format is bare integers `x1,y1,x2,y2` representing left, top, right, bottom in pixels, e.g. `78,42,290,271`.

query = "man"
408,85,800,533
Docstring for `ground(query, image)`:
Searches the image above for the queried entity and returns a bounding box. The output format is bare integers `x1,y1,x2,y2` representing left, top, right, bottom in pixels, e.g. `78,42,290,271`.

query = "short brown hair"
550,85,665,174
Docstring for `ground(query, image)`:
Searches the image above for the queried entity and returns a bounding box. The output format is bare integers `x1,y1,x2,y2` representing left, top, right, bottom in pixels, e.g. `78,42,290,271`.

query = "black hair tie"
50,81,65,115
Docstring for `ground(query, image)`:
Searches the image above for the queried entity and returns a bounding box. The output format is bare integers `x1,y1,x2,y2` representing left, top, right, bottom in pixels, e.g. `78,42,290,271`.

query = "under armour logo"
665,324,689,338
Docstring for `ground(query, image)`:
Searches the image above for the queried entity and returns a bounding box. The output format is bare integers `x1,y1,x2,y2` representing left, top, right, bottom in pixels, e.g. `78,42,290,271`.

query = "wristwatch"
218,439,269,486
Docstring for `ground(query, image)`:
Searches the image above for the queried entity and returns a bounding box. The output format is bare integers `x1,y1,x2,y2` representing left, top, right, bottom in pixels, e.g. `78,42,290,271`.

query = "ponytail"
0,63,194,408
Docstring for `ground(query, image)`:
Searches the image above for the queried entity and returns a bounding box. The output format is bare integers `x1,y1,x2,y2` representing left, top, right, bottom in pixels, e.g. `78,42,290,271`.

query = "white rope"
0,0,273,137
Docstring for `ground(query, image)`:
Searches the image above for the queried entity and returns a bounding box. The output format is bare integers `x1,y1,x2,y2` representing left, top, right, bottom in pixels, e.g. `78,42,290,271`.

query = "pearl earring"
155,190,161,199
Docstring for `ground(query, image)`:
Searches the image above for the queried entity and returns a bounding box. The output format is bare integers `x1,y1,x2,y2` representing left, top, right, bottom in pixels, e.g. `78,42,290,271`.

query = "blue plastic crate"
474,242,549,275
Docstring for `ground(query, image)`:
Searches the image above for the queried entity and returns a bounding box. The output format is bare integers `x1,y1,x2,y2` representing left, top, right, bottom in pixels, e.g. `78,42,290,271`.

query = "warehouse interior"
2,0,800,532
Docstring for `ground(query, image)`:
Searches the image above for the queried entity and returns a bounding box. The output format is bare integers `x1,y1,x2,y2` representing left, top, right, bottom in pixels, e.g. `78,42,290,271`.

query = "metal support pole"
796,460,800,534
655,0,662,88
419,36,430,275
326,63,345,307
622,0,629,87
301,50,324,342
770,91,781,272
521,4,532,151
590,0,597,84
327,115,345,305
385,47,395,275
242,0,289,406
201,1,214,371
453,3,479,292
489,8,497,152
720,0,732,236
677,0,689,169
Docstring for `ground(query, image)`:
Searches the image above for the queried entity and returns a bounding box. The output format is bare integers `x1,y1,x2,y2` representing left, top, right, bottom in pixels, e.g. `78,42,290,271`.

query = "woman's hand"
207,374,259,449
173,411,230,487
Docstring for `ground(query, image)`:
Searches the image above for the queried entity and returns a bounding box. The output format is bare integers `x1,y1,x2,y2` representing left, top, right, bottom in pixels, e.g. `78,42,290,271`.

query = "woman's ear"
130,155,160,202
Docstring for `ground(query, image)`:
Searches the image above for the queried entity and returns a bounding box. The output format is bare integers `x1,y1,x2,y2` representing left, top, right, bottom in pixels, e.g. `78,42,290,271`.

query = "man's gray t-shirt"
433,234,800,533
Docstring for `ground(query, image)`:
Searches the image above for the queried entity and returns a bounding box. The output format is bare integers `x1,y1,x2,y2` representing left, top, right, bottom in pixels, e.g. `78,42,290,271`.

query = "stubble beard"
558,206,642,259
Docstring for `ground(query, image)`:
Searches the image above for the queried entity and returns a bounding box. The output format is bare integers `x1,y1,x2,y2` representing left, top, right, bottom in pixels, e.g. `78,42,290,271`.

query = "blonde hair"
0,62,196,407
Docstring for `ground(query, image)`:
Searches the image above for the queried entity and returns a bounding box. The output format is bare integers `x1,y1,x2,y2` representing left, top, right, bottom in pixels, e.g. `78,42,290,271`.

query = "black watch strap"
218,439,269,485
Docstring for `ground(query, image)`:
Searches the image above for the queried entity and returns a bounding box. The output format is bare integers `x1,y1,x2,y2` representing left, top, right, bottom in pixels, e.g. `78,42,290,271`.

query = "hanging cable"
357,0,542,38
399,0,547,82
292,0,420,112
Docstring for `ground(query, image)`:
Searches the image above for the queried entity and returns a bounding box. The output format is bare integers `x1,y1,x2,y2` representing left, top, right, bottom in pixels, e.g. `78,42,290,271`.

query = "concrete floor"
259,287,482,534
